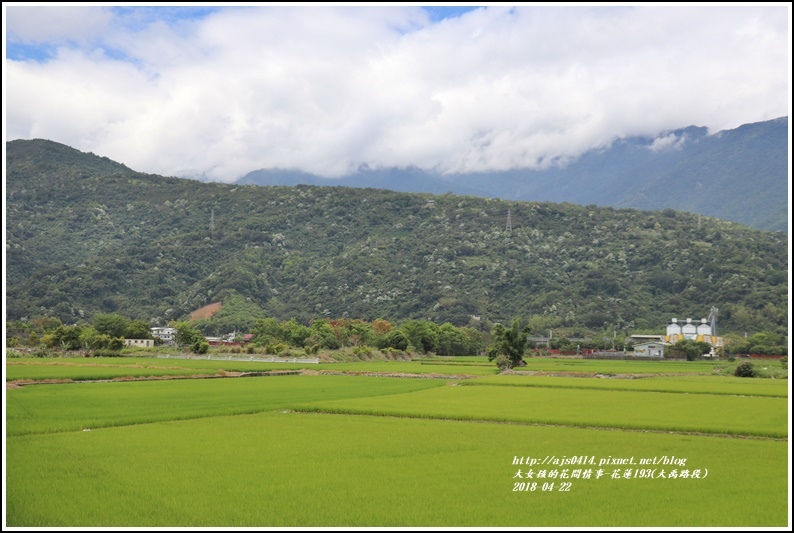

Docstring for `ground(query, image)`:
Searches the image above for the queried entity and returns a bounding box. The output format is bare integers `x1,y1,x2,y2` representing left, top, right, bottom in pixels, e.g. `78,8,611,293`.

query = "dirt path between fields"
5,364,714,389
5,369,483,388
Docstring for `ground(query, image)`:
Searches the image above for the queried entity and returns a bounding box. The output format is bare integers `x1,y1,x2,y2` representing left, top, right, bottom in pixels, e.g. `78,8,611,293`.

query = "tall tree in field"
487,318,531,368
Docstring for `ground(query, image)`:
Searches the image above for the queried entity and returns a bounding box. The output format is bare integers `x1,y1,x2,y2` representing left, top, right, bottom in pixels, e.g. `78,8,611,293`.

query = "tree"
79,326,112,350
173,321,204,348
384,330,409,351
93,313,130,338
437,323,471,356
51,325,85,351
666,339,711,360
108,337,125,351
372,319,392,336
401,319,439,354
306,319,341,350
280,318,311,347
93,313,129,337
345,320,375,347
487,318,531,368
251,317,281,346
125,320,152,339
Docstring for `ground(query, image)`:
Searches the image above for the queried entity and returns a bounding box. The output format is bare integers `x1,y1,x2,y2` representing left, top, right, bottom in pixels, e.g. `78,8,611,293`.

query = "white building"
633,341,670,358
125,338,155,348
150,327,176,345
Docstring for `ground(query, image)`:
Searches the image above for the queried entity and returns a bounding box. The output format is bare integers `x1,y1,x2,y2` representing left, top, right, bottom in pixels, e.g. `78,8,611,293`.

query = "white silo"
697,318,712,337
681,318,697,339
666,318,682,337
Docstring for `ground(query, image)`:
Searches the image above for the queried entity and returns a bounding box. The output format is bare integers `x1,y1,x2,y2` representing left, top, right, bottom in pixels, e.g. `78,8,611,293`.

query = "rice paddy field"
4,355,791,527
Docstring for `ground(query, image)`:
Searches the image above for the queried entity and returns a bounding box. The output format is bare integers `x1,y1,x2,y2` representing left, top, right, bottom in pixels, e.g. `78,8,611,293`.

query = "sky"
3,3,791,182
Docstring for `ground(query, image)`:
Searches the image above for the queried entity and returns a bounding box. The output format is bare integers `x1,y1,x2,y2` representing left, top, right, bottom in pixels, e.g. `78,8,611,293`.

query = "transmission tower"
210,208,215,231
505,208,512,232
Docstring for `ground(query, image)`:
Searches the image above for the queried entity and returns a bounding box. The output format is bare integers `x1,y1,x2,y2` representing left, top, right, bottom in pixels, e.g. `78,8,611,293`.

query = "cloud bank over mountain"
6,5,790,182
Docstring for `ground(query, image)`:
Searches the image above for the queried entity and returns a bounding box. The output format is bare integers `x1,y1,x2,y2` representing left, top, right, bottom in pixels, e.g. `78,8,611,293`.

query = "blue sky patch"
423,6,482,22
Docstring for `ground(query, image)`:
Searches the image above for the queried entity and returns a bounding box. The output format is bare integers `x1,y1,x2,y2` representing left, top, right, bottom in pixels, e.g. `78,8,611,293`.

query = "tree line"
8,313,786,364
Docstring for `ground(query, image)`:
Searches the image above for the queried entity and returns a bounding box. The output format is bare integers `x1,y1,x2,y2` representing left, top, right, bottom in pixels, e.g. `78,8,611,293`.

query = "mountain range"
238,117,789,232
5,138,788,338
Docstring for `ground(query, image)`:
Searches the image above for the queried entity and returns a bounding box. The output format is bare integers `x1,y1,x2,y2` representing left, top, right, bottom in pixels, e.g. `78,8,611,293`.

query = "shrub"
32,348,58,358
107,337,125,351
89,349,125,358
246,345,255,354
494,354,510,371
352,346,372,357
734,361,756,378
385,330,409,351
192,340,210,354
265,343,289,355
380,347,404,359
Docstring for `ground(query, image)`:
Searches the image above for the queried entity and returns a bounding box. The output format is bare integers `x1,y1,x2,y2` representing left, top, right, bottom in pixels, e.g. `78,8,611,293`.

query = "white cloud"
648,133,685,152
5,5,791,182
6,6,113,43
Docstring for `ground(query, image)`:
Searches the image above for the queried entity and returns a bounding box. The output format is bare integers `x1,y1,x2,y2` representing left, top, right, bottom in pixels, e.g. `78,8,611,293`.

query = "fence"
582,351,635,360
156,354,319,364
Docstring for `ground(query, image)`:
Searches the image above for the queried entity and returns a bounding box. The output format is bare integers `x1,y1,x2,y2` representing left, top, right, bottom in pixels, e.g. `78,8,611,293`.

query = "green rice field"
466,373,789,397
5,356,790,527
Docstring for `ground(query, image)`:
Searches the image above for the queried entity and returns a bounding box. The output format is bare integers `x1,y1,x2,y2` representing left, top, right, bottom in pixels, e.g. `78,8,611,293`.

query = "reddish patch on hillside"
189,301,222,320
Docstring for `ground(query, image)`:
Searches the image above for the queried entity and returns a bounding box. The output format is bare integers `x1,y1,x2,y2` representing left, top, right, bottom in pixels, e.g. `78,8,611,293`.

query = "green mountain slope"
5,139,788,336
239,118,789,232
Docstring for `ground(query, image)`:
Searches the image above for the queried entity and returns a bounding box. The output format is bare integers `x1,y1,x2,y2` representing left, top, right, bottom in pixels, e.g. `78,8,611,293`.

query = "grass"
6,411,788,527
464,373,789,397
515,357,721,374
6,354,744,383
5,357,790,527
297,383,788,438
5,375,444,436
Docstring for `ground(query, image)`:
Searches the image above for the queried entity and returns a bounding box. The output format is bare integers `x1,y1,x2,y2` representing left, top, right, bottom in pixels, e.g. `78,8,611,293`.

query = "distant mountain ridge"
238,117,789,232
5,138,788,338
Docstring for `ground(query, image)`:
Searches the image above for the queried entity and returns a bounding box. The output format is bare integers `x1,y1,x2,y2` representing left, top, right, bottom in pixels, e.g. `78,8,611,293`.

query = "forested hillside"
6,139,788,337
240,117,789,232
